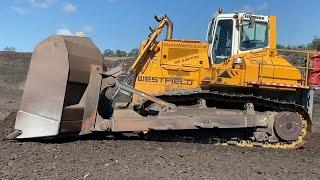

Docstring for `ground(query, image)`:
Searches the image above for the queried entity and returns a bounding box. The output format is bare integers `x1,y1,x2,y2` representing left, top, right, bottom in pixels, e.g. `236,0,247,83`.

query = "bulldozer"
7,10,318,149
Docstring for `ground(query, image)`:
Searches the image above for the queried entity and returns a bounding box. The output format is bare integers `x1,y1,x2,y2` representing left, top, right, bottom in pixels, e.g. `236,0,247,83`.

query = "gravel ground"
1,52,320,180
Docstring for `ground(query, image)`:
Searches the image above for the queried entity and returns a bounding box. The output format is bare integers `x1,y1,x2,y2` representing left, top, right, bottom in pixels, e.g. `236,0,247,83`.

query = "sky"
0,0,319,52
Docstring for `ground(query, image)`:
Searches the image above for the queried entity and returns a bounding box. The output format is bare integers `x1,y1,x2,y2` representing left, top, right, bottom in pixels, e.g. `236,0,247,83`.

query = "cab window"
240,21,268,50
212,19,233,64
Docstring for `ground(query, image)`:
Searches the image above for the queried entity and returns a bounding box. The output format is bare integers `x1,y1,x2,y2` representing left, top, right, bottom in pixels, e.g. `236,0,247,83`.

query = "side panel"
134,40,210,98
245,51,275,83
207,50,304,89
247,52,301,85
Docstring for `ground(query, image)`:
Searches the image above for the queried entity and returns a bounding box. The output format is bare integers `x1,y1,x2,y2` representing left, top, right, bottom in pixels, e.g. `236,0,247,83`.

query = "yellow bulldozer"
7,11,319,149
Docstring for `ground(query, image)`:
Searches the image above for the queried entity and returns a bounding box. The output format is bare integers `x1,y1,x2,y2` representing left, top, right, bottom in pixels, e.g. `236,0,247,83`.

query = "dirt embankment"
1,52,320,179
0,52,31,122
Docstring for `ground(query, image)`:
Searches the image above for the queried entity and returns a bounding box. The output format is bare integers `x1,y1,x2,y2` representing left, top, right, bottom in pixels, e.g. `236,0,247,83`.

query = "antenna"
217,8,223,14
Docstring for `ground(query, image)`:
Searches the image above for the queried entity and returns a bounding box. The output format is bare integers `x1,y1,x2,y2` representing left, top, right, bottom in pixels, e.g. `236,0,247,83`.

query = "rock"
83,173,90,179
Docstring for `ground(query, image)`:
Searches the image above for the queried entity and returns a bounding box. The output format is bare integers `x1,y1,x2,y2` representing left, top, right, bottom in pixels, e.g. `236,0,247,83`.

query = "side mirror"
207,36,213,44
249,16,255,28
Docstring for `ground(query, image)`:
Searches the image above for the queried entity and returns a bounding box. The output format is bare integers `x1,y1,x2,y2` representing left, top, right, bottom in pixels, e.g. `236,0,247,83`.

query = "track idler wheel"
274,112,303,141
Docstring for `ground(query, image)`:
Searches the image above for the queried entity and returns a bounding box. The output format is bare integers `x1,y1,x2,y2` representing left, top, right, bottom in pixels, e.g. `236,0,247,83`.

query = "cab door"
209,18,243,86
210,19,234,64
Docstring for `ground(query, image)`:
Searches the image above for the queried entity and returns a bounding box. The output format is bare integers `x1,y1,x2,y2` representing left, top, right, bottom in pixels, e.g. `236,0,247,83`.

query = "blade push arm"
111,15,174,101
129,15,173,74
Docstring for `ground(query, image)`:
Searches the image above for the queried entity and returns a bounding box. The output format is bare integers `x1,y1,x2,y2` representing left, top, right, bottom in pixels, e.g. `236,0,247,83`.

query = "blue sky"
0,0,319,52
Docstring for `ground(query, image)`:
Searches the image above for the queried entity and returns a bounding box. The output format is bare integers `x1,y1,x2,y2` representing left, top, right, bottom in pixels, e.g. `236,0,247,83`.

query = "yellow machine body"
133,16,305,101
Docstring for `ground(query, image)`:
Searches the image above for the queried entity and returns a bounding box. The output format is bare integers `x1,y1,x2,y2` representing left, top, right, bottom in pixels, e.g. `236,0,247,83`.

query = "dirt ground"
1,52,320,180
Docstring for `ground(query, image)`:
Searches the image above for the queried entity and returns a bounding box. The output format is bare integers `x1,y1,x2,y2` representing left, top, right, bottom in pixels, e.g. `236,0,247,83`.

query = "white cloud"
28,0,56,9
11,6,27,15
239,4,253,13
63,2,76,13
239,2,268,13
258,2,268,11
81,25,94,33
56,28,72,36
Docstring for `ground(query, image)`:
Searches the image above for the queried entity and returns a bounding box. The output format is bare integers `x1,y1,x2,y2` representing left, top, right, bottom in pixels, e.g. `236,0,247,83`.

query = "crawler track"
150,90,311,149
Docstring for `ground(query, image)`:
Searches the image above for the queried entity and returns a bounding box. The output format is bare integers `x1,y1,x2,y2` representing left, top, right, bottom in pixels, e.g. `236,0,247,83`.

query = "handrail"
277,48,319,54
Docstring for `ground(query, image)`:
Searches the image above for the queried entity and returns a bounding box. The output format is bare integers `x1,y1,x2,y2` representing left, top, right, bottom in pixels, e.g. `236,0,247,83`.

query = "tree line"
277,37,320,51
103,37,320,58
3,46,16,52
3,37,319,55
103,48,139,57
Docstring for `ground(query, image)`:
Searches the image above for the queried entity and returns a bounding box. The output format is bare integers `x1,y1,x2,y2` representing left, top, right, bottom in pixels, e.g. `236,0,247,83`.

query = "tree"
307,36,320,50
103,48,140,57
276,44,286,49
128,48,139,57
103,49,114,57
3,46,15,52
115,49,127,57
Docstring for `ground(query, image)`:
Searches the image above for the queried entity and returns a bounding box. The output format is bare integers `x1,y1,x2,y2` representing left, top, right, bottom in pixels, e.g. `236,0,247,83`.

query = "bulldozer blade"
14,35,103,139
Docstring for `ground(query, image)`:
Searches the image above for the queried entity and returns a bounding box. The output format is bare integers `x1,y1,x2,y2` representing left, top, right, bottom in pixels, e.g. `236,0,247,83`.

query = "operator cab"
206,11,270,64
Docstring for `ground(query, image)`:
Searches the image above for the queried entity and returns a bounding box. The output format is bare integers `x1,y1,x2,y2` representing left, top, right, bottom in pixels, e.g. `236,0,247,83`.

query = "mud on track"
1,52,320,179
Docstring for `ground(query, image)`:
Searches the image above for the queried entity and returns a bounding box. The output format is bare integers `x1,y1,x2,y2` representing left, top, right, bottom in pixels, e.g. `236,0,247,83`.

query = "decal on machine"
218,70,239,78
163,43,207,49
137,76,194,85
173,55,199,64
